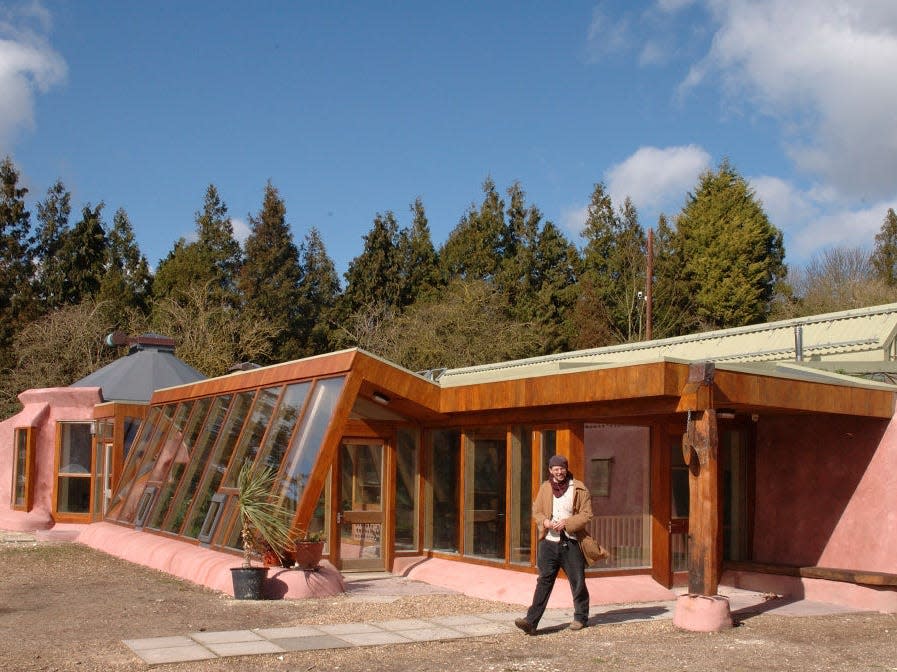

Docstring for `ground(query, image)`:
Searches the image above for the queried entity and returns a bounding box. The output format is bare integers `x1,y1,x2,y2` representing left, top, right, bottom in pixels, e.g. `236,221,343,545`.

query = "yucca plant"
236,461,293,569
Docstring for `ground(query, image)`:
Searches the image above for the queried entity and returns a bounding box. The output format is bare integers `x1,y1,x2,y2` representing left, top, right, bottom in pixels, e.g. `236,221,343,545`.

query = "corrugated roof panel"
439,303,897,387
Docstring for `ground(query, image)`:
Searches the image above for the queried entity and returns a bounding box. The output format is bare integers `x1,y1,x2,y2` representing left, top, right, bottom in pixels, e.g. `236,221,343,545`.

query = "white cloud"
750,174,897,264
0,3,66,151
560,145,710,239
792,202,897,260
561,204,590,239
682,0,897,201
585,5,631,62
605,144,711,213
231,217,251,246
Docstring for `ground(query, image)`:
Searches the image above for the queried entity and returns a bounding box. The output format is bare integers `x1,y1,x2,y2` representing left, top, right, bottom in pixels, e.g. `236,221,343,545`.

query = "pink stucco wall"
755,412,896,573
0,387,102,531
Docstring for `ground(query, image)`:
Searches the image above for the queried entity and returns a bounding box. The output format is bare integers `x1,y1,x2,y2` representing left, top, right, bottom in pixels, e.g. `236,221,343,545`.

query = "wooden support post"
682,408,720,596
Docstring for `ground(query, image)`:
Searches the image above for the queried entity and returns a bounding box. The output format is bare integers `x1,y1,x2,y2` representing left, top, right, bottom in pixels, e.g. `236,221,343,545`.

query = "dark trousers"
525,537,590,627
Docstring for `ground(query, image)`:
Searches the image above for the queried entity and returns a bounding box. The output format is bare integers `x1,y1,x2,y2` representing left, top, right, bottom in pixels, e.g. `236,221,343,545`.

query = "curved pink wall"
0,387,102,531
77,522,346,599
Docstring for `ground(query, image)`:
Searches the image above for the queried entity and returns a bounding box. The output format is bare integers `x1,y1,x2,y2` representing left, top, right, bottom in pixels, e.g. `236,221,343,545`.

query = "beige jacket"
532,478,593,540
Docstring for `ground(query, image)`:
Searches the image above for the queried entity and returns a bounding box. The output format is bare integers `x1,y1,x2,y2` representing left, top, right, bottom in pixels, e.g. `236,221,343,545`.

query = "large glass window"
395,428,419,551
464,429,507,561
56,422,93,514
277,377,344,510
428,429,460,553
117,403,191,523
256,382,310,471
161,395,232,534
583,423,651,570
12,428,34,511
509,426,533,565
182,391,256,539
107,404,178,521
146,398,212,530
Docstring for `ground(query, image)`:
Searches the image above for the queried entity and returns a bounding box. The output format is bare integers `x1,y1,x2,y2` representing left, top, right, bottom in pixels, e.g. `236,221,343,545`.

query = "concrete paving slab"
255,625,326,638
191,629,264,644
394,626,468,641
375,617,436,630
451,621,516,636
429,614,490,627
205,639,285,657
317,622,385,635
271,634,354,651
335,631,414,646
125,642,216,664
123,635,195,650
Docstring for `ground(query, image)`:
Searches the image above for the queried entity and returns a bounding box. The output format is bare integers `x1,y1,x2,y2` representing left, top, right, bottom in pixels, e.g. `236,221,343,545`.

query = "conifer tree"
397,198,440,305
649,213,701,338
58,203,108,305
239,182,303,363
872,208,897,287
576,184,648,344
98,207,153,321
153,184,241,305
0,157,34,363
671,160,785,328
297,227,340,356
341,211,404,315
33,179,72,311
439,178,508,282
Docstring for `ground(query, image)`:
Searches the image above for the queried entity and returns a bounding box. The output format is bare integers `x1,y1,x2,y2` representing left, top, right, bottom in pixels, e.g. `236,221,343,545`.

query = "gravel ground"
2,540,896,672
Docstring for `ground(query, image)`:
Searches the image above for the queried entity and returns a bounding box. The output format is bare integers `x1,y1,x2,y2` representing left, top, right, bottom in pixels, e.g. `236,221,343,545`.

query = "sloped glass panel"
277,377,345,510
146,397,212,531
117,403,193,523
109,404,177,523
161,395,232,534
254,382,310,472
181,390,256,539
106,406,160,518
222,386,283,486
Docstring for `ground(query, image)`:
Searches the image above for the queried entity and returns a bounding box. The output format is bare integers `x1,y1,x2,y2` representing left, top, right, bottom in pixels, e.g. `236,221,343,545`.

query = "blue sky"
3,1,896,279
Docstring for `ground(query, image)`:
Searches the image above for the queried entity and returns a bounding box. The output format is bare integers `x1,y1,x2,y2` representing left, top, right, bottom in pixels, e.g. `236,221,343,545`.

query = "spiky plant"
236,461,293,568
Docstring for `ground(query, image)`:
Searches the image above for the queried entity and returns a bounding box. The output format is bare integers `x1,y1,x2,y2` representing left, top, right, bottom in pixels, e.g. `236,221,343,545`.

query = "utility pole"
646,228,654,341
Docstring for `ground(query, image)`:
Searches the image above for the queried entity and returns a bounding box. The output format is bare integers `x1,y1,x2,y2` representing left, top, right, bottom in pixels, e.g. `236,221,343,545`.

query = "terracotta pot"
293,540,325,570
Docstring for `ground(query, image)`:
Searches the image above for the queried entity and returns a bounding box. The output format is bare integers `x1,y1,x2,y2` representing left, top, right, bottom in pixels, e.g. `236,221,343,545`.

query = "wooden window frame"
11,427,36,511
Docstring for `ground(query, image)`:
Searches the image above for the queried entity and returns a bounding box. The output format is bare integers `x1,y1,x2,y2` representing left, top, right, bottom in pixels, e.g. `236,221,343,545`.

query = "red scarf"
551,477,571,498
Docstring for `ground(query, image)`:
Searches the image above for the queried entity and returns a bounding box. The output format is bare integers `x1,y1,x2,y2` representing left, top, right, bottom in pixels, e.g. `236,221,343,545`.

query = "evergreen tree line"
2,154,896,419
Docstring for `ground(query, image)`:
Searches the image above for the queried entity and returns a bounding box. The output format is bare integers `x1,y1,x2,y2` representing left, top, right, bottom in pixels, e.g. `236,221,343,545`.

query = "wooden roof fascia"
350,351,444,420
438,361,686,415
711,368,896,418
148,350,358,405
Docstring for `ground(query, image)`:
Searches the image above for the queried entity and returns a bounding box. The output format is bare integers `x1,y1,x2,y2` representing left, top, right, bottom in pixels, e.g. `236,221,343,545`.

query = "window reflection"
278,377,344,510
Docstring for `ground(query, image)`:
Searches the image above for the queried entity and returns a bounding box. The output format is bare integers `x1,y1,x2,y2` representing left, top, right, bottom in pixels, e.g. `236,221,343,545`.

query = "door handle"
336,511,342,524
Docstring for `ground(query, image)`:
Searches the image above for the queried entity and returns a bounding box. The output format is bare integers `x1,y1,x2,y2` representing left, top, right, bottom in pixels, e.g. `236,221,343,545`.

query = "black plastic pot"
230,567,268,599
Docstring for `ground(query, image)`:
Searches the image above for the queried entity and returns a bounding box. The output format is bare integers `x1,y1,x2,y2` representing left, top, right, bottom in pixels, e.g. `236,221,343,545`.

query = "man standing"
515,454,593,634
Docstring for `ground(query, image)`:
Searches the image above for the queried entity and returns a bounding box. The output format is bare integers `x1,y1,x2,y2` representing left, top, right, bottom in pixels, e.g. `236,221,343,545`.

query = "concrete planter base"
672,593,733,632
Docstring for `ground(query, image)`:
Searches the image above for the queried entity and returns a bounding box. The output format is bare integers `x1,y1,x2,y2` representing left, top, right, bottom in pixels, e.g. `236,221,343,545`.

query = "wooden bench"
726,562,897,587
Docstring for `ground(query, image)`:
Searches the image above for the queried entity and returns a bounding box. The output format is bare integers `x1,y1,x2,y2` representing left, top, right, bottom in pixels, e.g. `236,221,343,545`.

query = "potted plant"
290,528,326,571
230,461,292,599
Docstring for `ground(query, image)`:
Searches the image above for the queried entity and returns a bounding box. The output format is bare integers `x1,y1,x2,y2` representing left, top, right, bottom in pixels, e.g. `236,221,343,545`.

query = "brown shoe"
569,621,586,631
514,618,536,635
